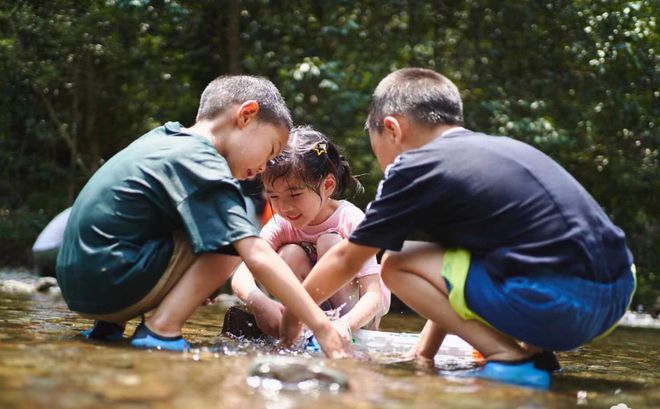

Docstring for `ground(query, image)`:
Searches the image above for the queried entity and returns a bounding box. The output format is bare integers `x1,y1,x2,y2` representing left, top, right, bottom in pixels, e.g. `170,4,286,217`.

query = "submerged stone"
246,356,349,393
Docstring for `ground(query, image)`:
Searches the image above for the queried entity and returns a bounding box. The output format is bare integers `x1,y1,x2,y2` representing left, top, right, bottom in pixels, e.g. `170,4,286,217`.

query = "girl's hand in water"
330,317,352,344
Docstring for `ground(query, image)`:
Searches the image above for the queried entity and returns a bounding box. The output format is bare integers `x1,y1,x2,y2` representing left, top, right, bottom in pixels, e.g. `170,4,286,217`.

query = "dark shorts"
441,249,637,351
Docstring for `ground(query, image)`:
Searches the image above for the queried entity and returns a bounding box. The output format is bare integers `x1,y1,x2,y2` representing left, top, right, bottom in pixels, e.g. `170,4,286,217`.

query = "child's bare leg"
147,253,242,336
317,233,358,312
278,244,313,281
328,283,359,311
381,241,529,362
521,343,544,354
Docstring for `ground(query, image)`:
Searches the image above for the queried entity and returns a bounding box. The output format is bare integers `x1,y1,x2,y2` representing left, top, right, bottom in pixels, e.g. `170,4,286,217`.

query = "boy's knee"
381,250,403,271
381,267,395,288
380,251,403,287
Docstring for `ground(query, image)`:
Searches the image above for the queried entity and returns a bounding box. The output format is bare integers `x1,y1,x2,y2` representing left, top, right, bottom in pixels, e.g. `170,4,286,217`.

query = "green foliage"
0,0,657,306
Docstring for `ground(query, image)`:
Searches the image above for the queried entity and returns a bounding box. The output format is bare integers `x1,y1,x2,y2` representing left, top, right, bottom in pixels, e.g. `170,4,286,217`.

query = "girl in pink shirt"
232,126,391,339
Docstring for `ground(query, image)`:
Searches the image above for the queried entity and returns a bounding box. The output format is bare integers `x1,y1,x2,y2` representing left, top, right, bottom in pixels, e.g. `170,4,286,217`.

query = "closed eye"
289,189,306,197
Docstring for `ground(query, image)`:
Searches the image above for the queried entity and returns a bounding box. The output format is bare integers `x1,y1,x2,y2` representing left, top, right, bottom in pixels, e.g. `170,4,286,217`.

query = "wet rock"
618,311,660,329
34,277,58,292
247,356,349,393
0,280,35,295
222,306,266,339
0,277,61,297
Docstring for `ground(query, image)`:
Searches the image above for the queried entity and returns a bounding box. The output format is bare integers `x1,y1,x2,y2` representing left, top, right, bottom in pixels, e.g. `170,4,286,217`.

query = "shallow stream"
1,269,658,409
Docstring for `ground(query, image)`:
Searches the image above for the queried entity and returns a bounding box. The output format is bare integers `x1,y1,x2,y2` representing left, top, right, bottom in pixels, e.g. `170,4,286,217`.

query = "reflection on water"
0,269,658,409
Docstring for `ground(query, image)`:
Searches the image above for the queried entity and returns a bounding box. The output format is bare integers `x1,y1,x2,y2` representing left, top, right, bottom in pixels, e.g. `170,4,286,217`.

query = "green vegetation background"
0,1,657,308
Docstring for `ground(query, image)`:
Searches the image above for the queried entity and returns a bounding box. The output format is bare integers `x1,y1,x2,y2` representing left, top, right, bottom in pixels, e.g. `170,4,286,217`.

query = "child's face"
226,122,289,180
265,176,334,228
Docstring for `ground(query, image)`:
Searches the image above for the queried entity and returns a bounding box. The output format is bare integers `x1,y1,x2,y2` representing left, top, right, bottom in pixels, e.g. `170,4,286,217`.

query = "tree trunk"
84,53,99,173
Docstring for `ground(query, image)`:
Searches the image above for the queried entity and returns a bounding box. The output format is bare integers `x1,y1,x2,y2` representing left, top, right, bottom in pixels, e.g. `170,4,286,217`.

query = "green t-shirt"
56,122,258,314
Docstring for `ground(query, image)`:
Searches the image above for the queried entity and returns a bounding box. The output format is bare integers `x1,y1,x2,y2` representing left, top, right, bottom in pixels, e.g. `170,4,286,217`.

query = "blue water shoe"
476,359,551,389
305,334,321,352
81,321,125,341
450,352,558,390
130,322,190,352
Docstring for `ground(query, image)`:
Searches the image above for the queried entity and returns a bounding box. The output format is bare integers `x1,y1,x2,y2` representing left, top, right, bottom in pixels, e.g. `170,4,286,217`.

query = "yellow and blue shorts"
441,248,636,350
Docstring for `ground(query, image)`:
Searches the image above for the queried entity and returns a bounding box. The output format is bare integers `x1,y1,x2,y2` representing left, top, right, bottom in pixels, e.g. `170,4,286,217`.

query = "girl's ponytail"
326,142,362,199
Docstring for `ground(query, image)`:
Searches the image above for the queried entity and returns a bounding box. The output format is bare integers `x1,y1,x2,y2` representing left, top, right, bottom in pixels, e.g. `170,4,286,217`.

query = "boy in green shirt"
56,75,348,356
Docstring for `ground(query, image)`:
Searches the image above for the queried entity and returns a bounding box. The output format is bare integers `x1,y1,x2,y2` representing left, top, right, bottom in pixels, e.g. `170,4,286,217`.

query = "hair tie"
312,142,327,156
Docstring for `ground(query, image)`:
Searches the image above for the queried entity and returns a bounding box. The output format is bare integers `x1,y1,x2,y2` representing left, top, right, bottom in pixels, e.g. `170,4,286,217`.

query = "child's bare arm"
307,239,379,304
341,275,382,331
231,262,262,304
231,263,283,337
406,319,446,361
233,236,348,357
280,239,379,344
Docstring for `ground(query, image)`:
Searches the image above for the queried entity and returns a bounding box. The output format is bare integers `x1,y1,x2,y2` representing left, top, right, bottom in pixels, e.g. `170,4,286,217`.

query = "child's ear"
236,100,259,128
322,174,337,197
382,116,404,145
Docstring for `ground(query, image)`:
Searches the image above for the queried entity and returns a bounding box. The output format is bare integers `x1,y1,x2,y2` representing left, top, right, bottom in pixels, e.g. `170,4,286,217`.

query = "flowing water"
0,269,658,409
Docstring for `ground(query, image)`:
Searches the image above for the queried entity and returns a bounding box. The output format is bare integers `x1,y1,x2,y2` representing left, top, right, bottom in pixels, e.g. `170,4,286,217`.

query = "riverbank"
3,268,659,330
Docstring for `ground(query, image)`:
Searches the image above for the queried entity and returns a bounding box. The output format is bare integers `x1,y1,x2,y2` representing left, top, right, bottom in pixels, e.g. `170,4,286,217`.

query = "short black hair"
263,126,362,199
196,75,293,130
366,68,463,133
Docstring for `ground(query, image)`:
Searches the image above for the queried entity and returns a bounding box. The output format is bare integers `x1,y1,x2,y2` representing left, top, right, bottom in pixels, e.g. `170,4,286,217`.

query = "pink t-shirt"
260,200,391,312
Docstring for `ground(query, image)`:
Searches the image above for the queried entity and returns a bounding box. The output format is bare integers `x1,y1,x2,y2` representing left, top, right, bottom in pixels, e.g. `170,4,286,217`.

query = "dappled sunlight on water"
1,269,658,409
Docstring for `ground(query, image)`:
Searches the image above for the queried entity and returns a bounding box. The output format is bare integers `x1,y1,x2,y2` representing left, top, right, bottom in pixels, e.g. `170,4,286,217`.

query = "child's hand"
401,346,436,371
402,345,435,362
314,321,352,359
330,317,352,344
278,308,304,346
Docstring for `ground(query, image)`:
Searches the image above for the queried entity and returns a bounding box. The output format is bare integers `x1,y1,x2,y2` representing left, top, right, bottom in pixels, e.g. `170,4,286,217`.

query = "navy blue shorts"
441,249,636,350
466,261,635,350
